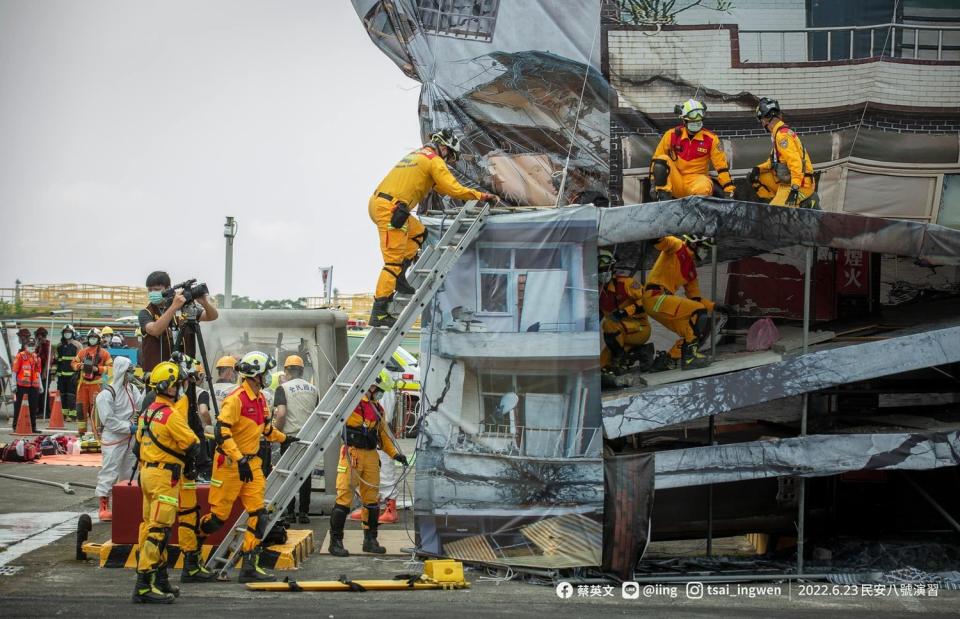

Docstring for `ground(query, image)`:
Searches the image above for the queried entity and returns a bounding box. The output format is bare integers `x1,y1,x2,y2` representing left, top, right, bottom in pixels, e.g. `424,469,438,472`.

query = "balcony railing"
740,22,960,64
445,424,602,459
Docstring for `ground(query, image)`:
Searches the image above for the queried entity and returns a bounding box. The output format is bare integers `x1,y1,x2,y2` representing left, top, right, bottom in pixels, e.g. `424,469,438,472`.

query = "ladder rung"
274,469,292,476
234,526,247,533
355,354,373,361
415,268,433,274
336,382,355,388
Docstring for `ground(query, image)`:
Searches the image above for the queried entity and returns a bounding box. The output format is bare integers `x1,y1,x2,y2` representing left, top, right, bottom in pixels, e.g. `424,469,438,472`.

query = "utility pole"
223,217,238,309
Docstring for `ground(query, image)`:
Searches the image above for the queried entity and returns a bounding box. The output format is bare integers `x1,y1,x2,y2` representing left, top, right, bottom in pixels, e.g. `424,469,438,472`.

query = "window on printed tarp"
476,244,572,330
364,1,419,78
417,0,500,41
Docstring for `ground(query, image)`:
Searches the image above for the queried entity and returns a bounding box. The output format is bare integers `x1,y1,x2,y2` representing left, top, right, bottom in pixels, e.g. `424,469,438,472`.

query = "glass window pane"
480,273,509,312
481,373,513,393
514,248,562,270
517,375,565,394
478,247,511,269
937,174,960,229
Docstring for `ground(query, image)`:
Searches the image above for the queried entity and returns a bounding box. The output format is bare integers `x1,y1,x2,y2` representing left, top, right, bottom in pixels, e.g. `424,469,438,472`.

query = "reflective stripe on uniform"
182,481,197,490
158,494,178,506
210,478,223,488
652,294,668,313
337,465,347,473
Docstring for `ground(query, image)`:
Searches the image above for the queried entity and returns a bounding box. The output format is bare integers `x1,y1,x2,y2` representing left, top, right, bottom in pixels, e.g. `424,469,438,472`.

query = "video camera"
162,279,209,304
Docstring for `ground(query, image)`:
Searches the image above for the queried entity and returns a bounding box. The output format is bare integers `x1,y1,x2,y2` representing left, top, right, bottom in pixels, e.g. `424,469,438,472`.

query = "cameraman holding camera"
139,271,219,373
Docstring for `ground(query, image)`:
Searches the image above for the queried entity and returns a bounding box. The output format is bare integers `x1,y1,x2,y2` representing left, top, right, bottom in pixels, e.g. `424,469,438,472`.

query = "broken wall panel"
654,431,960,489
603,321,960,438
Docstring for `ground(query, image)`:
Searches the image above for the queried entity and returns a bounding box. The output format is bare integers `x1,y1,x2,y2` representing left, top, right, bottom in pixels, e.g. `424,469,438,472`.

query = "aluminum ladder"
205,201,490,578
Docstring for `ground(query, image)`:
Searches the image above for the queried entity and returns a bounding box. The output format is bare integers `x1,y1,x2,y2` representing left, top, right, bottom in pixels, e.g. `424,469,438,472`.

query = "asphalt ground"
1,423,960,617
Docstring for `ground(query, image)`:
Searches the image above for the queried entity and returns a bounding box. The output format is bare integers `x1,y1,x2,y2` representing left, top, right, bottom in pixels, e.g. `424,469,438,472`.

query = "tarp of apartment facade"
414,206,605,568
352,1,960,219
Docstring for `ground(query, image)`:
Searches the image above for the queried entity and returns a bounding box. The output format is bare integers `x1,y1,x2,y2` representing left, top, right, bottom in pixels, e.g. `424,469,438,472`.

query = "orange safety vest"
14,351,41,388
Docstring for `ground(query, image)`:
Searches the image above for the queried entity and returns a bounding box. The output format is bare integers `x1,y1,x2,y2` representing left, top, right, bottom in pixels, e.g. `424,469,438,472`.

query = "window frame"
416,0,501,42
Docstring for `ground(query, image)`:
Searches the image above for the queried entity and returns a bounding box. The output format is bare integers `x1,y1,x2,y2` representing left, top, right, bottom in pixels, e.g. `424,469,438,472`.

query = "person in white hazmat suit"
94,356,143,522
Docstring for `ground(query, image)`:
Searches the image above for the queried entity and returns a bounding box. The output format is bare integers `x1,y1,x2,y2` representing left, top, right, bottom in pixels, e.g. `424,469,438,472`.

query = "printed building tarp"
414,206,603,568
353,1,959,221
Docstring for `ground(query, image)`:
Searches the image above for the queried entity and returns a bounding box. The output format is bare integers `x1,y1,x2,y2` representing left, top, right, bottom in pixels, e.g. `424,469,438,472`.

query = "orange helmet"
283,355,304,368
215,356,236,369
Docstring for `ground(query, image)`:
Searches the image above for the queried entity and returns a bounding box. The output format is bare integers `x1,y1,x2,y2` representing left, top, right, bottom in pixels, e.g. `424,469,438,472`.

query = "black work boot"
394,260,415,295
132,570,175,604
154,564,180,597
238,548,276,583
369,296,397,328
180,550,215,583
680,342,710,371
362,506,387,554
328,504,350,557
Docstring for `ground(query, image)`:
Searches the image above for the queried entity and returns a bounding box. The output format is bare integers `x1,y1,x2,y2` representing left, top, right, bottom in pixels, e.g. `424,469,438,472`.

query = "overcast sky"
0,0,421,299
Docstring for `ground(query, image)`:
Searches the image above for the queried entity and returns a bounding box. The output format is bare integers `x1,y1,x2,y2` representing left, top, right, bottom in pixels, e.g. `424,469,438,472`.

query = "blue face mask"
148,291,164,305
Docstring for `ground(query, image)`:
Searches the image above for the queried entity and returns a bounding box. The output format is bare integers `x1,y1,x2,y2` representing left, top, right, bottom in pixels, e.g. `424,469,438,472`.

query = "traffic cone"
12,400,36,435
47,391,66,430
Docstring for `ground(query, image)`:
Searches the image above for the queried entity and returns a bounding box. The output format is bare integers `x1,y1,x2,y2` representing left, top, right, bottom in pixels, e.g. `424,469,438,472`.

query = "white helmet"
236,351,277,378
430,129,462,162
677,99,706,121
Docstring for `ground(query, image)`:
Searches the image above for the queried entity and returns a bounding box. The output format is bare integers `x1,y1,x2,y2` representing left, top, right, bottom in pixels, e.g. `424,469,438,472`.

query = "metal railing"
445,424,601,458
740,22,960,64
0,283,148,311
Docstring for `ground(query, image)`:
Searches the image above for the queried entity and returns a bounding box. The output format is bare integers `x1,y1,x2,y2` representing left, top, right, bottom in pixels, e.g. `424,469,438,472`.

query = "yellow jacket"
374,147,483,210
217,381,285,462
653,126,733,191
648,236,714,311
757,119,815,191
137,394,199,465
345,395,398,458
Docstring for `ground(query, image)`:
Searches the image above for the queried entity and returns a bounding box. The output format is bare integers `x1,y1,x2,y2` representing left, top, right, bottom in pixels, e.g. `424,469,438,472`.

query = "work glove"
612,308,629,320
786,185,800,206
748,167,760,184
655,189,673,202
128,421,138,436
480,192,499,203
394,454,409,467
237,456,254,482
724,187,735,197
714,303,735,315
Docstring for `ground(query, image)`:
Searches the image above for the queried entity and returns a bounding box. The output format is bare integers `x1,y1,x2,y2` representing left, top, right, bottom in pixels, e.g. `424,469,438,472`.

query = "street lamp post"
223,217,238,309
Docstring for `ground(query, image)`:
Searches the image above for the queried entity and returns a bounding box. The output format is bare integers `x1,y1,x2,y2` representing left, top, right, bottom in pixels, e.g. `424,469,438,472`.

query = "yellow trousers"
203,454,266,552
335,446,380,528
369,195,426,298
137,465,179,572
177,480,199,552
643,291,708,359
600,315,651,368
652,155,714,198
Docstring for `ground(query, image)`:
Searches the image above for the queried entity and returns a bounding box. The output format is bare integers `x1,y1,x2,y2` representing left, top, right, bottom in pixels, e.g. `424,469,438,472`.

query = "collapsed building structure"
352,1,960,579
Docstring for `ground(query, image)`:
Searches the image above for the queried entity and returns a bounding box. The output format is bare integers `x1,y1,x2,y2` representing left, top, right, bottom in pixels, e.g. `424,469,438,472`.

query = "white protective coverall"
377,388,400,502
94,356,143,498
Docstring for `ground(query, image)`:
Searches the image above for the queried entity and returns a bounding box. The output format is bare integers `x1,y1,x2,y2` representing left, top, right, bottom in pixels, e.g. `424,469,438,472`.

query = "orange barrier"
47,391,66,430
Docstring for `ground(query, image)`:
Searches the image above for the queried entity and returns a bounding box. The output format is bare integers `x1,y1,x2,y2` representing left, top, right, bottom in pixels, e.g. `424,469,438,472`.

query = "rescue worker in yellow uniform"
749,97,818,208
599,249,651,372
369,129,498,327
642,236,732,370
198,350,285,582
328,371,408,557
170,355,215,584
133,361,201,604
650,99,735,201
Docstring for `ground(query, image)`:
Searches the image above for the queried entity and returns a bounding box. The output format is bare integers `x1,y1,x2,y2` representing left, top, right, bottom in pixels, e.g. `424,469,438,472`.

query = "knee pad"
411,229,427,248
603,332,624,356
651,159,670,187
199,514,224,535
381,262,403,279
691,309,710,341
247,508,269,540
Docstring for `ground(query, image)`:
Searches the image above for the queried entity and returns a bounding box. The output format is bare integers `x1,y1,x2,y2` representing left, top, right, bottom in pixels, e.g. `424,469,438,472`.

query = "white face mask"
686,120,703,133
371,390,384,402
600,271,613,285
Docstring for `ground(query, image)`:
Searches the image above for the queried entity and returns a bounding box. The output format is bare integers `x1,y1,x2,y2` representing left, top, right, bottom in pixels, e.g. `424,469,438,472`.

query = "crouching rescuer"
133,361,201,604
198,351,285,582
328,371,408,557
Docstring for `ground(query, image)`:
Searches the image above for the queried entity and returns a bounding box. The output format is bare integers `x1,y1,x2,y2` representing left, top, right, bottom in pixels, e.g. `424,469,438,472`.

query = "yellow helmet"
149,361,181,391
268,371,282,391
283,354,304,368
374,369,395,392
677,99,706,120
215,355,236,369
101,326,114,336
